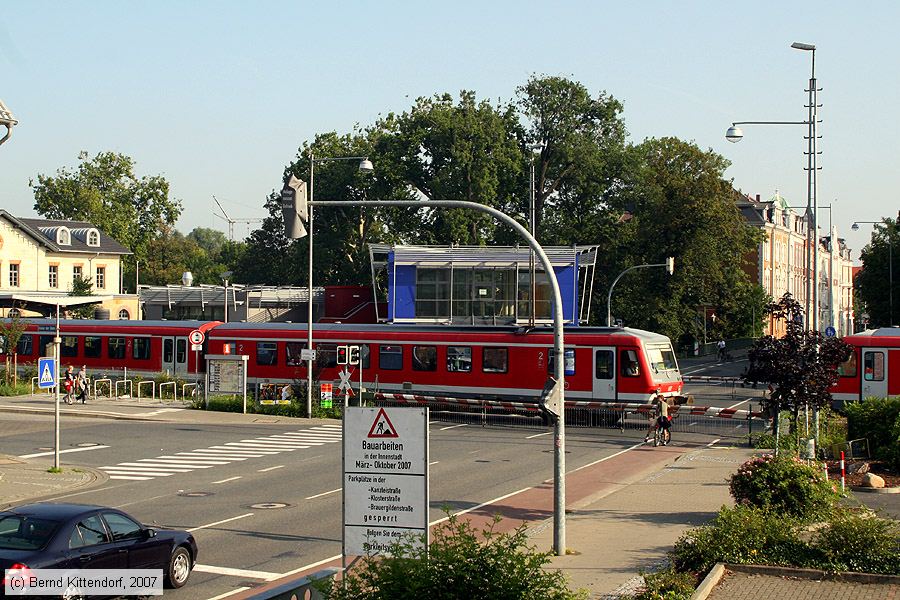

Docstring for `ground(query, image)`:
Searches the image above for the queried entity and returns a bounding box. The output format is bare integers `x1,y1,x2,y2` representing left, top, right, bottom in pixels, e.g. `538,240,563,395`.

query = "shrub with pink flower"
729,453,838,522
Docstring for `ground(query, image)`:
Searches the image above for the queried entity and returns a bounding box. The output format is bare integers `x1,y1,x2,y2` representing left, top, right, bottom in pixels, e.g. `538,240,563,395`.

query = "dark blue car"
0,503,197,597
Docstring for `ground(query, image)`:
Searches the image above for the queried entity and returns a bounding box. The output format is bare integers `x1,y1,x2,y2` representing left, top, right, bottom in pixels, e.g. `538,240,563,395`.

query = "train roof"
8,318,220,330
844,327,900,338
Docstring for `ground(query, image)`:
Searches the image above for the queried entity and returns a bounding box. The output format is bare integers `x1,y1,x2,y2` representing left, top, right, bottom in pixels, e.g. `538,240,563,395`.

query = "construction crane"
213,196,264,240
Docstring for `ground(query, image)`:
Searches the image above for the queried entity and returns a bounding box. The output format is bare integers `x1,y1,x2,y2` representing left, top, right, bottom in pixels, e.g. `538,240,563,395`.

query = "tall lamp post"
527,142,545,326
0,98,16,146
853,220,894,326
303,153,373,418
727,41,820,332
607,258,675,327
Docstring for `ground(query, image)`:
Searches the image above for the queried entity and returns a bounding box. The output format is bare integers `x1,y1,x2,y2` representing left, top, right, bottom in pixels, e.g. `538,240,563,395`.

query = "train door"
861,348,888,398
592,347,616,401
162,336,189,376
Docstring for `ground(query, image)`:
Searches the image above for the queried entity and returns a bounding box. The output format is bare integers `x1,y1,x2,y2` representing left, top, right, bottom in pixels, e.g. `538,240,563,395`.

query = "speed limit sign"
189,329,205,345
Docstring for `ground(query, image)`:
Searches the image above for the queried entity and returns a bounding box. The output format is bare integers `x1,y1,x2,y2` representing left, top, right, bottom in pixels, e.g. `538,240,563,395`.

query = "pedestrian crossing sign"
38,357,56,389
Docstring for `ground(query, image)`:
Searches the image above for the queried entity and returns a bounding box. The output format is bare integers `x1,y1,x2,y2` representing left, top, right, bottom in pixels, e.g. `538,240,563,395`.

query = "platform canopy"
0,293,113,317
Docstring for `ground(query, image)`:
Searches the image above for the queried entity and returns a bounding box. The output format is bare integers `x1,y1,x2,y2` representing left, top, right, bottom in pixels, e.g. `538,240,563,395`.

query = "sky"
1,2,897,262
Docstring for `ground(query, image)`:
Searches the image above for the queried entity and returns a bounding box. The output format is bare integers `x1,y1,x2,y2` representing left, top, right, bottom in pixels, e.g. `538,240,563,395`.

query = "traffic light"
281,174,308,239
348,345,360,366
337,345,349,365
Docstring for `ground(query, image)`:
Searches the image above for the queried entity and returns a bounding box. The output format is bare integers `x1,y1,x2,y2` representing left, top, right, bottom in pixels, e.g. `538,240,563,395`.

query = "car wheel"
165,546,192,588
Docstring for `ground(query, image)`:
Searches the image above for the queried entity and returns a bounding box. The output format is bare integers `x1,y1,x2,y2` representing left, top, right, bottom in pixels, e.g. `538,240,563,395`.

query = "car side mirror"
144,528,157,538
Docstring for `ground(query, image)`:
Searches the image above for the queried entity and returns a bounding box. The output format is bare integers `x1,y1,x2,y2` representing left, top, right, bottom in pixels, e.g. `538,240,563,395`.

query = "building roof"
369,244,599,268
0,210,131,255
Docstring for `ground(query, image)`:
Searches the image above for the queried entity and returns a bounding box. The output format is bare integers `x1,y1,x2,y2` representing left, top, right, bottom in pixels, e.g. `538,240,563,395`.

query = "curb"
0,404,156,422
725,563,900,584
850,485,900,494
690,562,725,600
0,464,109,511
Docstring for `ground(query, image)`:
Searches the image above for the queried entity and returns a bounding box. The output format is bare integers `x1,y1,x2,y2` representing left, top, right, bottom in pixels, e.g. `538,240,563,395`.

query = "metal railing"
114,379,133,399
137,380,156,402
93,378,112,399
181,382,198,404
158,381,176,402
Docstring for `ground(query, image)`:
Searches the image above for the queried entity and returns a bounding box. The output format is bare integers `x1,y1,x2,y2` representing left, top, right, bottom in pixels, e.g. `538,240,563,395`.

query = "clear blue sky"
2,2,897,260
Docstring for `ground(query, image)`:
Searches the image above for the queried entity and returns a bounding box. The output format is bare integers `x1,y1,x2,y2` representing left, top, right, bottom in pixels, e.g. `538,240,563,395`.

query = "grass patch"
46,466,63,473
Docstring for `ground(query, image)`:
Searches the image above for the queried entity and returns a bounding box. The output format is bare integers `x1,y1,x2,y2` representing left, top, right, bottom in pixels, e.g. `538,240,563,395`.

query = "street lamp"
607,258,675,327
0,99,17,146
853,221,894,326
220,271,233,323
305,153,373,417
527,142,545,326
727,41,820,332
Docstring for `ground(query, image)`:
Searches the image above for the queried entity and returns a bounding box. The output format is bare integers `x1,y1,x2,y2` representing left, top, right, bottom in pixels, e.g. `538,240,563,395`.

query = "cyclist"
716,339,727,362
645,389,672,445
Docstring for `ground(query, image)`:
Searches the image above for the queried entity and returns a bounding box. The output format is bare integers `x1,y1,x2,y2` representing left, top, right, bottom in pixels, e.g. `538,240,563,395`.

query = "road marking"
439,423,466,431
212,476,242,484
188,449,267,457
209,445,281,454
429,461,439,465
155,455,232,464
134,460,217,468
226,441,304,449
187,512,255,533
176,452,248,461
193,564,280,580
570,442,645,474
107,475,152,481
243,438,313,447
109,463,194,472
526,431,552,439
102,467,178,476
305,487,341,500
705,438,721,447
258,465,284,472
205,587,250,600
727,399,750,410
19,445,110,459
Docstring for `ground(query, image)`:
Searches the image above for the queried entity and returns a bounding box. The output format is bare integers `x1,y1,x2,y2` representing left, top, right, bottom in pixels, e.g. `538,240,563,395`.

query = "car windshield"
0,515,61,550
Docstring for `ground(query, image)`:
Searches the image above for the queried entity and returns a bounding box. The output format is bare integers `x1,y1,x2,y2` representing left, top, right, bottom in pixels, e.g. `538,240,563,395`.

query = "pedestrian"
281,384,292,403
76,365,88,403
716,339,726,361
64,365,75,404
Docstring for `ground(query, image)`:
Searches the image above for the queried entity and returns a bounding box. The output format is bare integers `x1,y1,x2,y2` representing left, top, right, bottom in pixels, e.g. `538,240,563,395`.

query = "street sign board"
38,357,56,389
320,383,333,408
189,329,205,345
825,326,836,338
300,348,316,361
207,357,245,393
191,344,203,351
343,407,429,556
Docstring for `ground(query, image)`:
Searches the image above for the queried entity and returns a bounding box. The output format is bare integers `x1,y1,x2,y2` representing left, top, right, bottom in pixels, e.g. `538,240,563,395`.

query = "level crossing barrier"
137,380,155,402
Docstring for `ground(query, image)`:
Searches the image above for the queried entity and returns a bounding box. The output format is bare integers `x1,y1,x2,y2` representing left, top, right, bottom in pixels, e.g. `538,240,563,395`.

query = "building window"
415,269,450,318
118,309,129,320
73,265,82,282
49,265,59,288
517,270,551,320
9,263,19,287
412,346,437,371
446,346,472,372
87,230,100,246
95,267,105,289
482,347,508,373
57,228,71,245
379,345,403,370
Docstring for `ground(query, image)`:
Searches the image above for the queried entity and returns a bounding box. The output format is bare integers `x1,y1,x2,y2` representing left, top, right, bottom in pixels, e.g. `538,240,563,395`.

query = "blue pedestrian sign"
38,357,56,389
825,326,836,338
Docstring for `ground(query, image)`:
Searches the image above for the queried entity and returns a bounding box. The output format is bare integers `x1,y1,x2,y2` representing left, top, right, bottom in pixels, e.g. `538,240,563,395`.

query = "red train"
831,328,900,403
3,319,684,403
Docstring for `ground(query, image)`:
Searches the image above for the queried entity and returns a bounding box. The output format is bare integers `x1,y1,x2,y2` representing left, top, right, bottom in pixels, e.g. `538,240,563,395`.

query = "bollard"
840,451,846,493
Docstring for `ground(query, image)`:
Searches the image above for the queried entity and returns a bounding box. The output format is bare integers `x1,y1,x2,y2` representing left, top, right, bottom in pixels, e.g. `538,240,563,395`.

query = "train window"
132,337,151,360
108,337,126,360
412,346,437,371
379,345,403,370
257,342,278,366
548,349,576,375
286,342,307,366
620,349,640,377
39,335,54,357
863,352,884,381
483,347,508,373
315,344,338,368
595,350,614,380
163,339,174,363
646,347,677,372
60,336,78,358
17,335,33,356
176,339,187,363
837,352,857,378
84,336,102,358
447,346,472,372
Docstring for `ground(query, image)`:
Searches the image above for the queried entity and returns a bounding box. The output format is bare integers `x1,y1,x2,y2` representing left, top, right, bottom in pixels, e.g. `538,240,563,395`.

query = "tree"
854,214,898,328
0,308,27,386
67,275,95,319
30,151,182,291
744,293,852,453
140,227,208,286
187,227,228,257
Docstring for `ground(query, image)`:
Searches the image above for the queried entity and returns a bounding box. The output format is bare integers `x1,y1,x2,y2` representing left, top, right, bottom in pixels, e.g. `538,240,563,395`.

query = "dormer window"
56,227,71,246
87,229,100,247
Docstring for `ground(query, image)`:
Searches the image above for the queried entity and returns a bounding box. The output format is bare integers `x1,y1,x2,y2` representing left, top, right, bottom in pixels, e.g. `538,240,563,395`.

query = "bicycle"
653,423,671,447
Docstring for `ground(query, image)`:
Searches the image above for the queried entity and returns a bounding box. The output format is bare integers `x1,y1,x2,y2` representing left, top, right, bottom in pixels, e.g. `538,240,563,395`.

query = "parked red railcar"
1,319,221,378
831,328,900,404
206,323,683,403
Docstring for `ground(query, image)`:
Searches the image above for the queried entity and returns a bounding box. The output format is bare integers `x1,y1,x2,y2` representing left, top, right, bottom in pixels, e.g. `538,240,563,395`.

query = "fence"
158,381,177,402
137,380,156,402
93,378,112,399
181,382,198,404
114,379,133,399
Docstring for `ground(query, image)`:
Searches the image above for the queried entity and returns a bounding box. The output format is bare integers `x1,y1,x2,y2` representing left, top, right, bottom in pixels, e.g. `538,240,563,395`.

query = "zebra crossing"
101,424,343,481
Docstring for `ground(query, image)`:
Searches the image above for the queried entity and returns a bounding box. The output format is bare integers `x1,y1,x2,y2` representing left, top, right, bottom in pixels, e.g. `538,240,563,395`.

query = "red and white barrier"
840,451,846,493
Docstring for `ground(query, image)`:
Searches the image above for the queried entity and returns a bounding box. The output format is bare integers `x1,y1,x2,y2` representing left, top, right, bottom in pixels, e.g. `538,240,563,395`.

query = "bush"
670,506,814,574
319,514,586,600
845,396,900,468
201,395,245,413
628,567,697,600
729,454,838,522
813,507,900,575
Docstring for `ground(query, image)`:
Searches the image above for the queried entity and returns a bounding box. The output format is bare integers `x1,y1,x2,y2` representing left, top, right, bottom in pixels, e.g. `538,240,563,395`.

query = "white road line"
135,460,216,468
257,465,284,472
526,431,552,439
439,424,466,431
705,438,721,447
212,476,242,484
305,488,341,500
176,453,248,461
108,475,151,481
188,449,266,457
244,438,313,446
727,399,750,410
155,456,232,464
18,445,111,459
193,564,279,580
102,469,176,477
110,463,194,472
209,445,281,454
429,461,439,465
223,443,297,450
262,437,325,445
187,512,254,533
205,586,250,600
279,555,342,578
569,442,645,474
432,487,533,525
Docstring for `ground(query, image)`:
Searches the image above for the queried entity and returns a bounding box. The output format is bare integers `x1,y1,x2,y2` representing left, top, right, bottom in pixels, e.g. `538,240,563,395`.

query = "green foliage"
845,396,900,469
628,567,697,600
320,514,585,600
813,507,900,574
854,217,898,328
67,275,96,319
201,395,244,413
729,454,838,522
0,310,28,386
0,383,31,396
671,506,812,574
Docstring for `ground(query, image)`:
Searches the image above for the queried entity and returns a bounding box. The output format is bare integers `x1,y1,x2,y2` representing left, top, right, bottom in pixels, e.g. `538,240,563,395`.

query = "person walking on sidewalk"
75,365,88,403
645,389,671,444
63,365,75,404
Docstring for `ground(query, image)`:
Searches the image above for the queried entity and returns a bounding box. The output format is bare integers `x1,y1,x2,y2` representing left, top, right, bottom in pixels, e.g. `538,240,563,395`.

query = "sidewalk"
0,454,107,510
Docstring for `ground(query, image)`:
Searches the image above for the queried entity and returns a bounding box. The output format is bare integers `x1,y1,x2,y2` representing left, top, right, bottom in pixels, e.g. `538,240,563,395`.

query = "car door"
162,336,189,376
66,514,127,570
861,348,889,398
101,511,167,570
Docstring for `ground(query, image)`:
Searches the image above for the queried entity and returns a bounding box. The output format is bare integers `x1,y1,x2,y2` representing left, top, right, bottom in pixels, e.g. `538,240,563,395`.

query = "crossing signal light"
348,345,360,366
337,345,349,365
281,174,308,239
